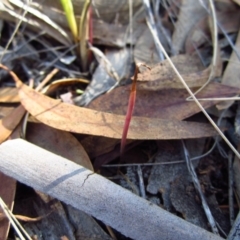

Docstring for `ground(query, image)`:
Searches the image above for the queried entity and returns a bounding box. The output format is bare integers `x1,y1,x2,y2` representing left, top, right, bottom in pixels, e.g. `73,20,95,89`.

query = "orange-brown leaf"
0,87,19,103
17,82,216,140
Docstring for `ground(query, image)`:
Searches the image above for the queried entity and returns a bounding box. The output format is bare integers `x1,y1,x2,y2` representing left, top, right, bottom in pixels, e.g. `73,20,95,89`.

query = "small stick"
181,140,219,235
228,152,235,226
137,165,146,199
35,68,59,92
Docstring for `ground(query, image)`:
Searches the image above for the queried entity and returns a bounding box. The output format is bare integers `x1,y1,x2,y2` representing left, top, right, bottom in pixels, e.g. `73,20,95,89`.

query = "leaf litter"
0,0,240,239
6,70,217,140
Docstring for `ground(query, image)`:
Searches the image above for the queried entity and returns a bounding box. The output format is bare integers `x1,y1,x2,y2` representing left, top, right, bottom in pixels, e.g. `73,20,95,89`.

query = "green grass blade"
60,0,78,41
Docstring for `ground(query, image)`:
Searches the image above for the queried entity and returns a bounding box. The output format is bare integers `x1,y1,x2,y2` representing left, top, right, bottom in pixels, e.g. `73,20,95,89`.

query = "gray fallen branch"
0,139,223,240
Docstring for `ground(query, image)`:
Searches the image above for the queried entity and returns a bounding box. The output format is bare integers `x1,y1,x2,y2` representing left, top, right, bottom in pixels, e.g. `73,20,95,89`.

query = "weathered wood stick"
0,139,223,240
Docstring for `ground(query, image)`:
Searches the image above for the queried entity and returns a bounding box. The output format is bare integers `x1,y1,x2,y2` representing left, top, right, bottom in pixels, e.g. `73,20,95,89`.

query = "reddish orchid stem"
120,66,139,155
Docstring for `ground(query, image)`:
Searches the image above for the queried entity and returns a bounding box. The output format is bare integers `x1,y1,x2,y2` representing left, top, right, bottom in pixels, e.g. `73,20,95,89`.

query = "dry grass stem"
0,197,31,240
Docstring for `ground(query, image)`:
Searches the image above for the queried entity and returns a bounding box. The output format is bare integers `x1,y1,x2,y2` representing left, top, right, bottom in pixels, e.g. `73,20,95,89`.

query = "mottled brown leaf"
136,54,209,90
88,83,240,120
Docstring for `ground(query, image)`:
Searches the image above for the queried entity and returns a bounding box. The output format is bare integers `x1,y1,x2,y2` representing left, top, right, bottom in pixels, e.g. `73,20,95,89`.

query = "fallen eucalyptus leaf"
88,83,240,120
0,87,19,103
17,83,217,140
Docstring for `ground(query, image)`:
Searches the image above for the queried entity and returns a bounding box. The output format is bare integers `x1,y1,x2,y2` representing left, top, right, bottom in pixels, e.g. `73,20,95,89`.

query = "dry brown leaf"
88,82,240,121
136,54,209,90
0,105,26,143
16,82,217,140
0,87,19,103
76,48,131,106
41,78,89,95
185,10,240,53
0,107,15,119
232,0,240,5
217,28,240,110
0,173,16,240
26,123,93,171
80,136,120,159
134,26,167,64
172,0,207,54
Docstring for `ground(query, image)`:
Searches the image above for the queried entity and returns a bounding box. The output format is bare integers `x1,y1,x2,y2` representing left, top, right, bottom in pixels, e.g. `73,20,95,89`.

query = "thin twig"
228,152,235,226
186,97,240,101
228,211,240,239
0,197,31,240
105,225,117,240
103,139,217,167
199,0,240,61
137,165,146,199
142,0,164,60
9,0,70,42
182,140,219,235
129,0,133,58
88,43,120,83
36,68,59,92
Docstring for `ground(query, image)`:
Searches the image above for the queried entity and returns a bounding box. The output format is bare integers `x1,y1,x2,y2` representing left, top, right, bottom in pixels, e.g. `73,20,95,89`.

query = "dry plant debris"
0,0,239,239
